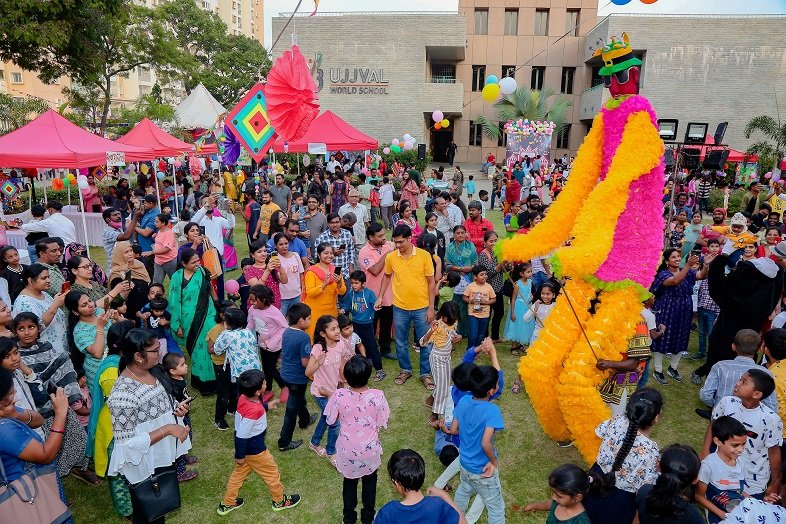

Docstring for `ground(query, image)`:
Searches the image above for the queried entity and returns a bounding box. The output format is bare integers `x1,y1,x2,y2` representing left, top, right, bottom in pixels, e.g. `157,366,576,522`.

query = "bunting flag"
224,83,278,163
310,0,319,16
1,181,19,198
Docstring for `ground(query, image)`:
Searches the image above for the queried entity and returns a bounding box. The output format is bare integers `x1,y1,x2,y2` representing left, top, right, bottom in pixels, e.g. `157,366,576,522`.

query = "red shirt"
464,217,494,253
506,179,521,203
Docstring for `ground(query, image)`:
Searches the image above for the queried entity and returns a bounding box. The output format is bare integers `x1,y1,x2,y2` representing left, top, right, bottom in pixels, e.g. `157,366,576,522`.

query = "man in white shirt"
379,176,395,229
20,200,77,246
446,193,465,229
338,189,370,262
191,195,236,256
434,196,456,242
326,155,340,174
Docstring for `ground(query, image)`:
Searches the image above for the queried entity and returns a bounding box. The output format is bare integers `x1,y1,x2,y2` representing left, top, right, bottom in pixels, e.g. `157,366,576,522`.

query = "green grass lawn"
65,209,710,523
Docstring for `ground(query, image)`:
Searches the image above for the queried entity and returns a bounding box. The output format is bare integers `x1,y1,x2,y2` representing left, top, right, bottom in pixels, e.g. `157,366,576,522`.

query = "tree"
474,86,572,142
0,93,51,133
745,115,786,172
110,94,177,137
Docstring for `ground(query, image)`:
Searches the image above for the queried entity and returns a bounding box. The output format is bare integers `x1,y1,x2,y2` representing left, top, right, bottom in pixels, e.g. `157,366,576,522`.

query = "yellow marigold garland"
499,115,604,263
519,279,595,442
556,286,644,463
555,112,665,279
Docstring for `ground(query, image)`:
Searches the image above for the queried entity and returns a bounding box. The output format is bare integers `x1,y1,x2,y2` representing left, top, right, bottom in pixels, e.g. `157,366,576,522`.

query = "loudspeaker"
713,122,728,145
417,143,426,161
703,149,730,170
664,149,674,167
681,148,701,169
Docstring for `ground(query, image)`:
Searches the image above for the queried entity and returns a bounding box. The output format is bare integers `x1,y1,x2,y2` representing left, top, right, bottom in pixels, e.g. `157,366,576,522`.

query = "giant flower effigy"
498,33,665,462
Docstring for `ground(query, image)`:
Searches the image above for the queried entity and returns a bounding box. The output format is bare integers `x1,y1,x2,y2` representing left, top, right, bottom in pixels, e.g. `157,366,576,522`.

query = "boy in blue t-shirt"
277,303,317,452
464,175,476,200
444,363,505,524
375,449,462,524
340,270,384,380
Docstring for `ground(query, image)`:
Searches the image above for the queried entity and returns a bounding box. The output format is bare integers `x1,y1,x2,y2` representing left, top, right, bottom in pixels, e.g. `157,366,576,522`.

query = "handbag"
201,237,223,279
0,428,71,524
128,464,181,522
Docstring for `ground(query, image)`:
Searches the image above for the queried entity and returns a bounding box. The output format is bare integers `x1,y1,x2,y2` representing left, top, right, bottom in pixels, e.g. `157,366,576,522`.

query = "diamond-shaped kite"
1,181,19,198
91,166,107,180
224,83,278,163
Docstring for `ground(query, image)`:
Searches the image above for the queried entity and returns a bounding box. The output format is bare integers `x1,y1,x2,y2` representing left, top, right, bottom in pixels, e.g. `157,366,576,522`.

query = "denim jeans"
467,315,490,348
697,307,718,357
392,306,431,377
454,467,505,524
280,296,301,317
278,381,310,449
27,245,38,264
532,272,549,296
311,395,339,456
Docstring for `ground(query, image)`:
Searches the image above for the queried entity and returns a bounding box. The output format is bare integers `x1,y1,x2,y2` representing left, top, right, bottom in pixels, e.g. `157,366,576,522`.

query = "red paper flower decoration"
265,45,319,142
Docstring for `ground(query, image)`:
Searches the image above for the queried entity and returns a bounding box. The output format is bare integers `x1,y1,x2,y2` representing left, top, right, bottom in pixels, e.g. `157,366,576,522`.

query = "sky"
264,0,786,48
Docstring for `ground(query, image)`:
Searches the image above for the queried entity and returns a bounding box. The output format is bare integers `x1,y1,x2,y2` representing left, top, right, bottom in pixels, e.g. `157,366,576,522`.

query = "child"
208,300,234,430
477,190,489,217
525,281,558,343
145,297,182,363
161,352,198,482
341,271,383,378
696,416,748,522
305,315,355,465
217,369,301,515
443,364,505,524
462,265,496,349
338,314,366,357
669,221,686,249
213,307,262,401
637,445,704,523
688,238,721,363
504,262,535,357
236,257,253,316
109,295,128,322
247,285,288,405
75,370,92,429
374,449,463,523
290,193,308,234
764,328,786,426
464,175,476,200
136,282,165,324
420,301,460,427
325,355,390,524
277,303,317,452
702,370,783,500
439,270,461,308
523,464,591,523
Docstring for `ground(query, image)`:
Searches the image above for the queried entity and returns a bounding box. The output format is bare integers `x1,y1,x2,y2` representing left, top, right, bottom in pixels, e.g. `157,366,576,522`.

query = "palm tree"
745,115,786,171
475,86,573,142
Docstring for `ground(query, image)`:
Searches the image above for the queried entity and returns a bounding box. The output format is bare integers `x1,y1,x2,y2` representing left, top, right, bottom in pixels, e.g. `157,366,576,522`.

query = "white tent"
174,83,227,129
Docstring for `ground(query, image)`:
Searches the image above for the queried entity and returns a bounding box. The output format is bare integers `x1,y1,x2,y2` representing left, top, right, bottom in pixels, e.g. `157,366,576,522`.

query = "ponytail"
644,445,700,518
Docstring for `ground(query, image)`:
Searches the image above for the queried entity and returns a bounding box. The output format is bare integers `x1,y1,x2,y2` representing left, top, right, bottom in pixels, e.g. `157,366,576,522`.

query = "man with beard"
359,223,396,364
302,195,327,252
696,208,728,252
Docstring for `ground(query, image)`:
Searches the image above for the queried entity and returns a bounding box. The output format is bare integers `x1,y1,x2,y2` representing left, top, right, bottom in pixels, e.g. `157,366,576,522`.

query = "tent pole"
77,180,91,258
298,155,301,177
154,164,162,209
171,164,179,218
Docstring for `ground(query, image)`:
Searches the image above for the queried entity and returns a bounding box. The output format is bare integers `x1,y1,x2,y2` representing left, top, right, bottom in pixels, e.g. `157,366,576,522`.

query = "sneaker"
215,419,230,431
691,373,702,385
374,370,386,382
278,439,303,452
666,366,682,382
272,493,301,512
556,440,574,448
177,470,198,482
217,498,244,516
413,345,421,353
653,371,669,385
695,408,712,419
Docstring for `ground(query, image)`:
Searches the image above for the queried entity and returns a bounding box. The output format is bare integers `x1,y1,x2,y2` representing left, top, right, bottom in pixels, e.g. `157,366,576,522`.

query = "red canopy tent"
116,118,218,157
0,110,154,168
272,110,378,153
698,136,757,163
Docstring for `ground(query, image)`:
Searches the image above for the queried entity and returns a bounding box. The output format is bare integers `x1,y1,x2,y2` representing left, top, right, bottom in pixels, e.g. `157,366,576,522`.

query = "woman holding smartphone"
11,264,68,354
107,241,151,325
303,242,346,340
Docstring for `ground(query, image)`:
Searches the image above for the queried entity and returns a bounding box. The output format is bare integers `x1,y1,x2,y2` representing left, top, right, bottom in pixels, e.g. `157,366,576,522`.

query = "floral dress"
324,388,390,479
331,179,348,211
12,293,68,356
73,308,113,389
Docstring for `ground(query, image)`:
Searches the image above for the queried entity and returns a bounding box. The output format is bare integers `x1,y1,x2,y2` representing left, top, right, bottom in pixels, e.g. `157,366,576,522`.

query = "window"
534,9,549,36
474,9,488,35
502,65,516,78
556,125,571,149
531,67,545,90
498,122,508,147
471,65,486,92
566,9,580,36
591,66,603,88
10,72,22,84
469,121,482,146
138,66,151,82
504,9,518,36
561,67,575,94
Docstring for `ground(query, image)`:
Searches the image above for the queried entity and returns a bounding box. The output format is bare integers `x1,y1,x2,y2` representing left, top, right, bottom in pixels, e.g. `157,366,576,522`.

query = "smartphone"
103,297,110,310
183,396,195,405
60,281,71,294
46,381,58,396
334,266,342,275
199,225,206,236
124,270,132,284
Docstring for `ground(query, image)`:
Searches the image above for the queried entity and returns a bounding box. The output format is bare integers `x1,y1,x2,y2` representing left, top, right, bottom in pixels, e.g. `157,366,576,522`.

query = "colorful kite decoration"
90,165,107,180
224,83,278,163
1,181,19,199
265,45,319,142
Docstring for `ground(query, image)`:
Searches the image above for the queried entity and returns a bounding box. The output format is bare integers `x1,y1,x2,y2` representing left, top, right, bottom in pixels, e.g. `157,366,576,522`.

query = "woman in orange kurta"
303,242,346,341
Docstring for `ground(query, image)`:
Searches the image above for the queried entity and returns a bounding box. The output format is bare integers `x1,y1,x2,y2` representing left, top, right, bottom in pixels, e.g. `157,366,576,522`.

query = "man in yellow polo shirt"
376,223,436,388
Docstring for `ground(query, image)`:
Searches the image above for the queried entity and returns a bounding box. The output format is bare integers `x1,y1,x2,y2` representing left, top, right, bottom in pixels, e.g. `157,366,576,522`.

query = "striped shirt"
700,356,777,412
697,279,720,313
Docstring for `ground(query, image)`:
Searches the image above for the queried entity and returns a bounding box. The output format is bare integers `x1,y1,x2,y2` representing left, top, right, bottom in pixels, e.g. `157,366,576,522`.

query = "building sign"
315,64,390,95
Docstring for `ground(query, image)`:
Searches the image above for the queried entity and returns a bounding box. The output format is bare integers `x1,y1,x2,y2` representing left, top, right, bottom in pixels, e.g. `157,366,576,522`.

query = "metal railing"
429,76,457,84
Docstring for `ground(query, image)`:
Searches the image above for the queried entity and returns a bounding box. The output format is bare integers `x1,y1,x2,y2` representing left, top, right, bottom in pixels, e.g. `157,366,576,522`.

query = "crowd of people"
4,155,786,524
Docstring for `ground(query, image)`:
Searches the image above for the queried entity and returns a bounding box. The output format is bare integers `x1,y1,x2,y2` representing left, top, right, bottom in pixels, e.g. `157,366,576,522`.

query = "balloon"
225,279,240,295
167,157,175,165
765,172,773,179
51,179,64,191
158,160,166,171
499,76,517,95
610,0,632,4
391,145,401,153
67,173,76,182
391,139,400,146
77,175,89,190
157,171,165,180
383,147,391,154
441,119,450,128
486,75,498,84
403,134,413,141
127,164,136,172
79,168,89,176
210,160,220,170
404,140,415,150
482,83,501,102
639,0,658,3
174,160,182,168
63,178,71,187
435,122,442,130
432,110,444,123
140,164,149,175
302,154,311,167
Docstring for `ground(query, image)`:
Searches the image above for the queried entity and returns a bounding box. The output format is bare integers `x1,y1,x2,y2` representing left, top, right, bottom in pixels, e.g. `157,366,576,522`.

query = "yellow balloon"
482,83,500,102
140,164,149,175
441,119,450,128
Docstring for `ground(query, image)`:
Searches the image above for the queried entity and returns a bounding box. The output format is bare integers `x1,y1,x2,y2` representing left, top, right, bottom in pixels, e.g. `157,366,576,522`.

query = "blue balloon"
486,75,499,85
156,171,165,180
610,0,632,4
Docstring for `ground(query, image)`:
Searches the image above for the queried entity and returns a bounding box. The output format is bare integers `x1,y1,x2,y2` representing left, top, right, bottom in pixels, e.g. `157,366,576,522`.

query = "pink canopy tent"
0,110,154,168
116,117,195,157
272,110,378,153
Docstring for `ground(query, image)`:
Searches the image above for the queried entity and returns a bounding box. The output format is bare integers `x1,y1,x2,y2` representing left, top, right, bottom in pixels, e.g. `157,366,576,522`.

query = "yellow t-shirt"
463,281,496,318
207,324,226,365
384,247,434,310
259,202,281,235
770,360,786,424
768,194,786,218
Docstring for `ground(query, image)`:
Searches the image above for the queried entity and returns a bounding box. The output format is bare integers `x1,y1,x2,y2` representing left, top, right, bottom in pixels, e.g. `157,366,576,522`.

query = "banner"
308,143,327,155
237,147,252,166
505,133,552,171
106,152,126,167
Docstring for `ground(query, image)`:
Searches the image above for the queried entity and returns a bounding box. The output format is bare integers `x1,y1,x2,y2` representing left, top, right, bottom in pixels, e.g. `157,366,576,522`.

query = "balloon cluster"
482,74,518,103
611,0,658,4
387,134,417,154
431,111,450,130
503,119,556,137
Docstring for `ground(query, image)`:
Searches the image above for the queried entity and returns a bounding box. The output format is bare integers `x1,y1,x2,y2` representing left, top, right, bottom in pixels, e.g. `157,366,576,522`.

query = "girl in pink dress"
325,355,390,524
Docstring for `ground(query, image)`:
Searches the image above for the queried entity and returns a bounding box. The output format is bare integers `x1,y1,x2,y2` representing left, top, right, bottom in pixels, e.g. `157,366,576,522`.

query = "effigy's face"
604,67,640,99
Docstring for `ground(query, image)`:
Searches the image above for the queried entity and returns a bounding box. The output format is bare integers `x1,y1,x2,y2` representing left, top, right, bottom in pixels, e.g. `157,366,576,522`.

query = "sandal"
420,375,435,391
512,380,521,394
394,371,412,385
510,346,521,357
327,454,339,469
71,468,103,486
309,443,327,457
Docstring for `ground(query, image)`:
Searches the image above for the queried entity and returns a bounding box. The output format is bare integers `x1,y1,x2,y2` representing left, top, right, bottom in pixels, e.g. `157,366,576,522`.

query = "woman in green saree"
168,247,217,394
444,224,478,338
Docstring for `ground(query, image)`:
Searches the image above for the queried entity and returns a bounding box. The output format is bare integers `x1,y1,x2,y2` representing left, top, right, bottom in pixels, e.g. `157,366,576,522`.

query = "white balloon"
210,160,220,170
403,134,413,141
77,175,89,190
499,76,518,95
167,157,175,165
404,140,415,151
302,154,311,167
